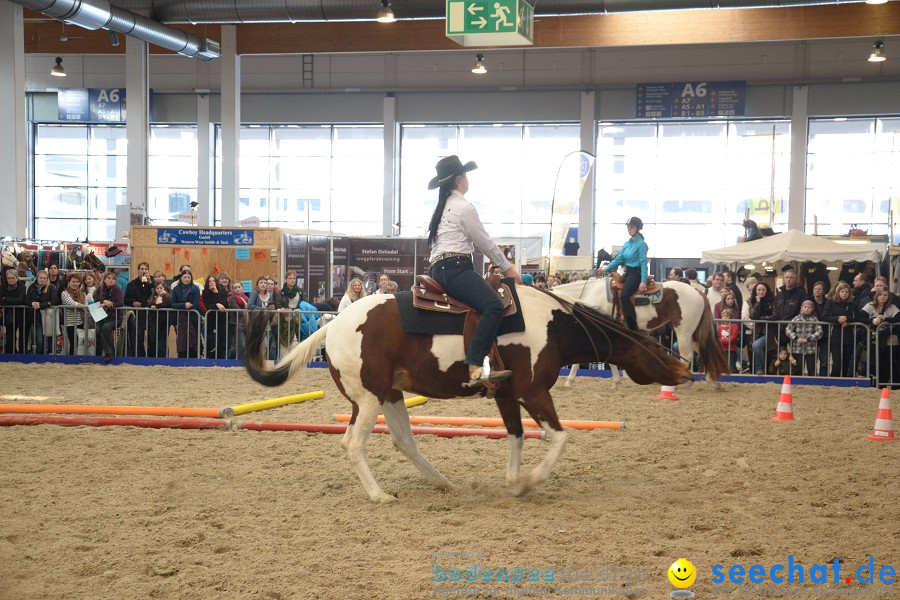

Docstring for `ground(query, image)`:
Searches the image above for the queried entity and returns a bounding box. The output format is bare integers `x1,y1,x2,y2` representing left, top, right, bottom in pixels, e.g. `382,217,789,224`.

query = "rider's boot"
463,364,513,388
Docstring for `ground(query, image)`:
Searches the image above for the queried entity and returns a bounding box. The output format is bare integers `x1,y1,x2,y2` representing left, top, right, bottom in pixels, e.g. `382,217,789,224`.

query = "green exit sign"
446,0,534,47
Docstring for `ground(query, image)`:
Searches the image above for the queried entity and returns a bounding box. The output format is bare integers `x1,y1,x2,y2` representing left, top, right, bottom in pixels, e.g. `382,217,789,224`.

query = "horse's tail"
244,312,329,387
694,298,729,381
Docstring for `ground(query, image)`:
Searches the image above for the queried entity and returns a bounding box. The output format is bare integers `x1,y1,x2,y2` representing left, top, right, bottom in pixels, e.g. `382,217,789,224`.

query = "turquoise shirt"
606,233,648,282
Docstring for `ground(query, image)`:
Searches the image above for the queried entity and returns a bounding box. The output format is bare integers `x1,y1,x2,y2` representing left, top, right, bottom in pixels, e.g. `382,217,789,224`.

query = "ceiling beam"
22,3,900,55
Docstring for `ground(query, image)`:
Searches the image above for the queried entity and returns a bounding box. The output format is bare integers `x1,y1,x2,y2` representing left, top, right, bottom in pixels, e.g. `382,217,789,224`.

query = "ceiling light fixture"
50,56,66,77
868,40,886,62
472,53,487,74
376,0,395,23
109,31,120,47
865,0,887,5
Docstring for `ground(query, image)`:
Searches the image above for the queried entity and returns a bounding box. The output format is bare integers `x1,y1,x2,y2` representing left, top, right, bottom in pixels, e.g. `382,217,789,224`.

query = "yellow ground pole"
404,396,429,408
221,391,324,417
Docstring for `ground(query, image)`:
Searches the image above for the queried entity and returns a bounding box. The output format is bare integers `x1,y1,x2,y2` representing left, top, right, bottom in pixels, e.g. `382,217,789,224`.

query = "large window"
214,125,384,232
33,124,127,240
148,126,200,225
806,117,900,235
33,123,201,238
595,120,791,258
399,123,581,253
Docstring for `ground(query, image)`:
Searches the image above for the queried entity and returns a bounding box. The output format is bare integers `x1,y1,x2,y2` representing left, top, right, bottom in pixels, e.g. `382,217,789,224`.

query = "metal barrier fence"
572,317,892,386
0,305,894,387
0,305,334,361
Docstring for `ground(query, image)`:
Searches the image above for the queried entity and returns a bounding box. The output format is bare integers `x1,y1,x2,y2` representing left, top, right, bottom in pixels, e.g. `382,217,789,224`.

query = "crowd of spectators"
673,266,900,382
0,263,337,362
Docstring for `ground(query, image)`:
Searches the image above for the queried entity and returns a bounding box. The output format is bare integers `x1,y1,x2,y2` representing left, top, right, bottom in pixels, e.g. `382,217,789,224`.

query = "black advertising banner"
332,237,349,298
636,81,746,118
308,235,329,303
284,234,308,297
415,239,432,279
350,238,418,293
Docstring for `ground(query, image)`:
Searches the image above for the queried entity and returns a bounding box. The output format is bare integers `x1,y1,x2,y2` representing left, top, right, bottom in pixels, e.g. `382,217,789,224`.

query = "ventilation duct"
113,0,866,24
11,0,220,60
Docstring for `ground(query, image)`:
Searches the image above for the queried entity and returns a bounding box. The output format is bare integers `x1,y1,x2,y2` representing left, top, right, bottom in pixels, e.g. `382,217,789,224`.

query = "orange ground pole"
0,415,228,430
238,421,545,439
333,414,623,430
0,404,221,418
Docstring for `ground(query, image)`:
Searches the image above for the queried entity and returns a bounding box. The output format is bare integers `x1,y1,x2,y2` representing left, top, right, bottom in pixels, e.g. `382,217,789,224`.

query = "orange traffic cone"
771,375,794,422
867,388,896,441
656,385,680,401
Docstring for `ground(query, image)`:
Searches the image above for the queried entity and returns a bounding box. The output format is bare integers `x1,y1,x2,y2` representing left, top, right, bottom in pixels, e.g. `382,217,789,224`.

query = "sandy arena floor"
1,364,898,600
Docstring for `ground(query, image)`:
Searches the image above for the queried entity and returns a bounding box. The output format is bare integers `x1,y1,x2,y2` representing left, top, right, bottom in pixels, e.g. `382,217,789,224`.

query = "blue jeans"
752,336,770,374
430,255,504,368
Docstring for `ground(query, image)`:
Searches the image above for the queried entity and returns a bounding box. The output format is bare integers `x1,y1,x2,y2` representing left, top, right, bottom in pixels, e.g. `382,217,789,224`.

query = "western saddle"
411,273,516,395
607,271,661,324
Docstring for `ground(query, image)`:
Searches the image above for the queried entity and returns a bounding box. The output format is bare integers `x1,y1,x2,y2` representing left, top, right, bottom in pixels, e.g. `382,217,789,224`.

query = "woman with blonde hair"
25,269,59,354
338,277,367,313
823,281,862,377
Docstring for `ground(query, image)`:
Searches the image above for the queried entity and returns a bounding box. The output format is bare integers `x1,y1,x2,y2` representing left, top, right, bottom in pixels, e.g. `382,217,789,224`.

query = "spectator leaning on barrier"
785,300,823,377
861,288,900,382
124,262,153,357
201,275,228,359
25,269,59,354
718,307,740,373
60,272,86,356
823,281,863,378
171,270,200,359
750,281,776,375
1,269,27,354
94,271,124,362
147,281,172,359
227,281,249,360
769,346,799,376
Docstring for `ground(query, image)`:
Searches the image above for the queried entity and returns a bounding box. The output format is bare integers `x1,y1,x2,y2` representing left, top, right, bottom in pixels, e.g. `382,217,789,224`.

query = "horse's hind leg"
564,366,577,387
382,393,453,491
509,391,567,497
495,397,524,485
344,392,396,503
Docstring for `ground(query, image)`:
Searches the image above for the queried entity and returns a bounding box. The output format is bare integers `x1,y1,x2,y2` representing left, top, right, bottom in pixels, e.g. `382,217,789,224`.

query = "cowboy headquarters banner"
157,228,255,246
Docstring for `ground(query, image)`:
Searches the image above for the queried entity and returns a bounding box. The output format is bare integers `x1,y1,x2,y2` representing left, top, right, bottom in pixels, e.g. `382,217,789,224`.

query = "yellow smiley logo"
668,559,697,588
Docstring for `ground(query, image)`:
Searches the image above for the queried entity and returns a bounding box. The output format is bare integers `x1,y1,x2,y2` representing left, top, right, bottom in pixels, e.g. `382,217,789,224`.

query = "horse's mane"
538,287,683,365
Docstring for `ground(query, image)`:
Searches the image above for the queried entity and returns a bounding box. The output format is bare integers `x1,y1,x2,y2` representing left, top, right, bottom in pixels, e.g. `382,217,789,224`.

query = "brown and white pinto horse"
245,285,691,503
555,279,729,386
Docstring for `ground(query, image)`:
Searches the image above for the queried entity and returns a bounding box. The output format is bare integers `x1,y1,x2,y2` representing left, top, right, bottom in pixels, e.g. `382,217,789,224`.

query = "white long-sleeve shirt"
429,190,511,272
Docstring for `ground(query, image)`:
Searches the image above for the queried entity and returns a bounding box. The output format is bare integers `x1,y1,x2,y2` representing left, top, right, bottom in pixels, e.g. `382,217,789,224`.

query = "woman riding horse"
599,216,648,331
426,155,522,387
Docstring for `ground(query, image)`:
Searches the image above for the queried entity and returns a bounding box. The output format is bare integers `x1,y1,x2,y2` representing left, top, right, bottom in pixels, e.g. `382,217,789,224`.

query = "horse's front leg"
381,393,453,491
494,397,524,485
510,391,567,497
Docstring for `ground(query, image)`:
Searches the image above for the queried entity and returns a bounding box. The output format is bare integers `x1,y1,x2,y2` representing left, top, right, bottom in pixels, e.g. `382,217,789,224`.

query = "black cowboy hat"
625,216,643,230
428,155,478,190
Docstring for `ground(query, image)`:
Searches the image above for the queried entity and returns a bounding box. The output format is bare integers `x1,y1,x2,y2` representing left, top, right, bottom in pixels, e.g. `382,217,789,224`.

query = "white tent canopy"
701,229,883,265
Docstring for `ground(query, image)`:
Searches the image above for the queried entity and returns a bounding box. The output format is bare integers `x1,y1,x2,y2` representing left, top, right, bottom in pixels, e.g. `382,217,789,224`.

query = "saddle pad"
634,287,664,305
395,282,525,336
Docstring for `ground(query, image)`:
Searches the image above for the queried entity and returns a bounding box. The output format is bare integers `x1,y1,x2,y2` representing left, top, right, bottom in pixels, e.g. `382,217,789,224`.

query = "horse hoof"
375,493,398,504
508,479,531,497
